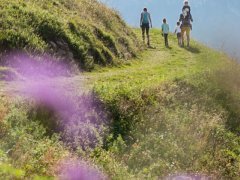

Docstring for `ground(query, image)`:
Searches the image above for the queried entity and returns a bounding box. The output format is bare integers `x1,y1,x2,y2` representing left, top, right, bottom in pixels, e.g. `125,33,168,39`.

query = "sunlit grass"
90,29,228,101
89,29,240,179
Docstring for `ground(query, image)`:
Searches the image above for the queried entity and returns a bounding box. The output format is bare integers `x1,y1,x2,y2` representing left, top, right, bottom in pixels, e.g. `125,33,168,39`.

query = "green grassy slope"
0,5,240,180
91,30,240,179
0,0,141,70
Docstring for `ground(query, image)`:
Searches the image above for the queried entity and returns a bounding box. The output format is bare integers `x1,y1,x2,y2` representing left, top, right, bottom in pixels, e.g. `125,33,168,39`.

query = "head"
177,22,180,26
184,0,189,5
143,8,147,12
163,18,167,23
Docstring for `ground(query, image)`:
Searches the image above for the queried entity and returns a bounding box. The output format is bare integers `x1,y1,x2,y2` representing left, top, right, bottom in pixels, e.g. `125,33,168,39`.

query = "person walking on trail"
179,0,193,47
182,0,193,30
174,22,182,46
161,18,169,47
140,7,152,47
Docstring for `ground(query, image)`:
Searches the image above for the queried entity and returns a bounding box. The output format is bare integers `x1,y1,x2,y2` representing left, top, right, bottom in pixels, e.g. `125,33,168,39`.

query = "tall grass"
0,0,141,70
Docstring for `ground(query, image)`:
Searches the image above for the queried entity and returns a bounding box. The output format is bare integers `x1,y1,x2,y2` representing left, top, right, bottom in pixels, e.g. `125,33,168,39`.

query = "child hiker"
174,22,182,46
161,18,169,47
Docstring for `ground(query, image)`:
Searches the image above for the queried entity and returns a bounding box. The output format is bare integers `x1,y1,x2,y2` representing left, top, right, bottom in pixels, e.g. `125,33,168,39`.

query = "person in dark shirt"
182,0,193,29
179,0,193,47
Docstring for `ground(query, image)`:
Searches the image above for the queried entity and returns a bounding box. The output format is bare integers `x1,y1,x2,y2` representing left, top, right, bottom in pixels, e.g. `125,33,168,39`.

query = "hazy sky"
100,0,240,60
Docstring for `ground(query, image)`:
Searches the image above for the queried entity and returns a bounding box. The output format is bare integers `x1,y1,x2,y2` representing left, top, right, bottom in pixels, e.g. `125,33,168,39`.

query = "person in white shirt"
174,22,182,46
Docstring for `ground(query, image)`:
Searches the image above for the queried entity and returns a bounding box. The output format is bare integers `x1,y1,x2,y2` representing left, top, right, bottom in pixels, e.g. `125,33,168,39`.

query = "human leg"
146,26,150,46
164,34,168,47
186,27,191,47
142,26,146,43
181,28,185,47
177,33,182,46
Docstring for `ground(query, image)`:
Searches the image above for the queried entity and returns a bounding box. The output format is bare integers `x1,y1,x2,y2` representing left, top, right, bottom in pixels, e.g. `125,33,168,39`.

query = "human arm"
161,24,164,36
140,13,143,27
179,14,183,22
190,13,193,22
174,26,177,34
179,14,182,22
148,13,152,28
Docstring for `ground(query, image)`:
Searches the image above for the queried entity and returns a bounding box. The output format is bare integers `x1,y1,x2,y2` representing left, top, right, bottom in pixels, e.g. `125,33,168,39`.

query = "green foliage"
208,62,240,132
0,97,68,178
0,163,25,179
1,19,240,179
0,0,141,70
91,147,136,179
92,30,240,178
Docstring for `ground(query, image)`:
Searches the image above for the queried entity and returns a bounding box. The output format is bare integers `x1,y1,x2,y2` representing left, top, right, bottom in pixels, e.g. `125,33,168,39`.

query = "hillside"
90,30,240,179
1,1,240,180
0,0,141,70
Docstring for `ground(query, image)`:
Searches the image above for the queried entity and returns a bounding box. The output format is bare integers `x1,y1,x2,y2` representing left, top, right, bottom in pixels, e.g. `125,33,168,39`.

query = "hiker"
179,1,193,47
140,7,152,46
182,0,193,30
174,22,182,46
161,18,169,47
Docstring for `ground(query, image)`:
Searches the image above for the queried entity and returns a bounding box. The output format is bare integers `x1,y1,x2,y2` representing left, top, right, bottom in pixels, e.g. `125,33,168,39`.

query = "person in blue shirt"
140,8,152,47
161,18,169,47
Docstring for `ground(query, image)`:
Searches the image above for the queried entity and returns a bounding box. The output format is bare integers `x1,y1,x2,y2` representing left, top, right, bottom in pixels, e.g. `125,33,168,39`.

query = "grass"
0,2,240,179
0,0,141,70
90,29,226,91
88,29,228,139
1,27,240,179
89,29,240,178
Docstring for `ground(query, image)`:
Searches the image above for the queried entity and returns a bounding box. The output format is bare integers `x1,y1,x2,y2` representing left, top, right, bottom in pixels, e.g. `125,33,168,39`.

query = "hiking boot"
147,41,150,47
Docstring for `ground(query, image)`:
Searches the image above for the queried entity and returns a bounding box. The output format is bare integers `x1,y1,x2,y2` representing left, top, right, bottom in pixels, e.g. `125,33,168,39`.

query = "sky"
100,0,240,60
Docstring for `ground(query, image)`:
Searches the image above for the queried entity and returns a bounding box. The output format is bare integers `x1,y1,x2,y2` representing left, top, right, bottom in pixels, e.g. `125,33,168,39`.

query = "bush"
0,97,69,178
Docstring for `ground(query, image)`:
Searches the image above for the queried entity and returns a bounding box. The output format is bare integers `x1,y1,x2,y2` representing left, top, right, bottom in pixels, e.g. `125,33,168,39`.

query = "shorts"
142,23,150,29
177,33,181,38
141,23,150,36
181,26,191,36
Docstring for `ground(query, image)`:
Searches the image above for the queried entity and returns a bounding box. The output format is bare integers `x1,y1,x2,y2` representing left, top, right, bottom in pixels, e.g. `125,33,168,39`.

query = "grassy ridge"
0,2,240,178
0,29,240,179
92,29,227,138
0,0,141,70
92,30,240,178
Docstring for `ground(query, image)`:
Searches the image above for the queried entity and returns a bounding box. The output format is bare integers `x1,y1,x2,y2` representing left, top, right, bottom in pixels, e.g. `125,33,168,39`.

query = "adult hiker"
179,0,193,47
182,0,193,30
140,7,152,47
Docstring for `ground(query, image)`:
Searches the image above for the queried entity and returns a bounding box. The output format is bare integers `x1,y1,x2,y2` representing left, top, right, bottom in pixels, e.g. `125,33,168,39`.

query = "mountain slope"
0,2,240,179
91,30,240,179
1,29,240,179
0,0,141,70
